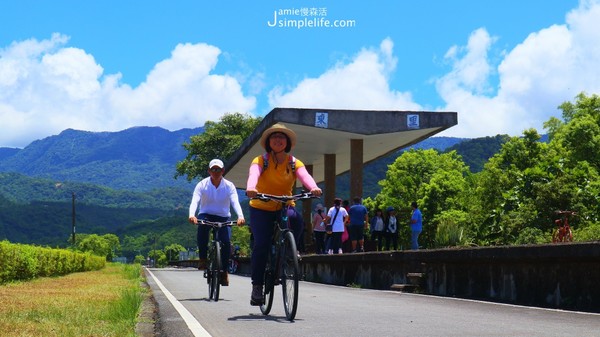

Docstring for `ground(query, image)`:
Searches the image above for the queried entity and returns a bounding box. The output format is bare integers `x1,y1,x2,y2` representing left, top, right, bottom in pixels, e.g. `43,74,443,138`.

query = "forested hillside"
0,126,202,191
443,135,510,172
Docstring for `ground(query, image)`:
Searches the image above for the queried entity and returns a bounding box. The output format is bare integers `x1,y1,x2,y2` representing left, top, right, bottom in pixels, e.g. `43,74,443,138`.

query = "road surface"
145,267,600,337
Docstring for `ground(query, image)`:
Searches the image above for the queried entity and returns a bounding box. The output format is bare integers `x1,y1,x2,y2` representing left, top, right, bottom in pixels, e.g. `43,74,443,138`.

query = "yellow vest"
249,154,305,211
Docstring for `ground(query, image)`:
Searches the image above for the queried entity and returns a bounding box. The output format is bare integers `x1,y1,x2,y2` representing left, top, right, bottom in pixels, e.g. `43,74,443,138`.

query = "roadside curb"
136,280,160,337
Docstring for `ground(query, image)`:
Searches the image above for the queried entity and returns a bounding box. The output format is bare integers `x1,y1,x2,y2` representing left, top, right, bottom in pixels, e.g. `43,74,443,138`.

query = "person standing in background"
410,201,423,250
385,206,398,250
347,197,368,252
324,198,348,254
369,209,385,251
312,204,327,254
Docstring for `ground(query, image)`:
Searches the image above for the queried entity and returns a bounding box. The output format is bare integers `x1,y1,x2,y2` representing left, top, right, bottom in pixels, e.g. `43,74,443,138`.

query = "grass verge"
0,263,145,337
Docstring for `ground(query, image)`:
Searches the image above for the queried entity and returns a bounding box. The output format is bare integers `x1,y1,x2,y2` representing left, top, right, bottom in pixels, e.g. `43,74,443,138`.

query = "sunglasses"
210,167,223,173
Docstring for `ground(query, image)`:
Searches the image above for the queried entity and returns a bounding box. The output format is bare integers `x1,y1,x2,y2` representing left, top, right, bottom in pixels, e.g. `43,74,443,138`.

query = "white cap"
209,159,224,169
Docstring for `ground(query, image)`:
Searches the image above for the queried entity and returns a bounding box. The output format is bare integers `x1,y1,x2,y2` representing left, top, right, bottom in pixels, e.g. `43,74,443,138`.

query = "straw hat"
260,123,297,150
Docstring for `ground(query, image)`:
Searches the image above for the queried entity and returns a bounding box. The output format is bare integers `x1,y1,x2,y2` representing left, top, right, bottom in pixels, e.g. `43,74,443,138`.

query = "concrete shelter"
224,107,457,249
225,107,457,201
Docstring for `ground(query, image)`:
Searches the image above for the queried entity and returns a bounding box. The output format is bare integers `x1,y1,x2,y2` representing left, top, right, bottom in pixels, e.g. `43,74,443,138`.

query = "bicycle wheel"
208,241,221,301
281,231,299,321
260,250,275,315
565,228,573,242
552,229,559,243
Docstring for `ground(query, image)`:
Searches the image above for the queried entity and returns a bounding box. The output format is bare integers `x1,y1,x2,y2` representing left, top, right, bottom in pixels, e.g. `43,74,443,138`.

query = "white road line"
146,268,212,337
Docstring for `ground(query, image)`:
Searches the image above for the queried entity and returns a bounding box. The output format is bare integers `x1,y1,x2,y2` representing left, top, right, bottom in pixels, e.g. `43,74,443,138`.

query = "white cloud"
268,38,421,111
268,0,600,140
437,0,600,138
2,0,600,149
0,35,256,148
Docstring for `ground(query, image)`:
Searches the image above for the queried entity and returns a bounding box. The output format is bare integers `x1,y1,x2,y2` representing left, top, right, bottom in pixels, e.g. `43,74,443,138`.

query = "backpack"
261,152,296,174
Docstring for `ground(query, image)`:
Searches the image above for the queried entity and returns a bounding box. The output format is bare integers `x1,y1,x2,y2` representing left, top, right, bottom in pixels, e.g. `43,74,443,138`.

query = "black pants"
314,231,326,254
371,231,385,251
385,232,398,250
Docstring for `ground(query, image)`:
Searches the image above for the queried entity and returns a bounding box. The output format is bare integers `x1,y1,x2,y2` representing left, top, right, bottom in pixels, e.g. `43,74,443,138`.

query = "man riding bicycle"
188,159,245,286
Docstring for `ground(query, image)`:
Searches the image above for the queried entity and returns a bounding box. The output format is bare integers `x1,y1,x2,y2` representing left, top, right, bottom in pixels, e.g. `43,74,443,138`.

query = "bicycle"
552,210,575,243
252,192,317,321
196,219,235,301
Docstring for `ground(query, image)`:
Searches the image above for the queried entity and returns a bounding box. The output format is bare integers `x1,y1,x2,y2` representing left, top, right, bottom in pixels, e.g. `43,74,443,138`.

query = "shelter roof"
224,108,458,189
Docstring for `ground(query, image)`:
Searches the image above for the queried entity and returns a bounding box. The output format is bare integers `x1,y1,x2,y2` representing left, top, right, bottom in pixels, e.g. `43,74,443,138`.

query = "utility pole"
72,192,76,245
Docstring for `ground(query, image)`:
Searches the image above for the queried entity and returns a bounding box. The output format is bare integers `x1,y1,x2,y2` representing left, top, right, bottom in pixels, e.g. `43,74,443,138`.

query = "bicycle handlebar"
252,192,317,203
555,210,577,216
196,220,236,228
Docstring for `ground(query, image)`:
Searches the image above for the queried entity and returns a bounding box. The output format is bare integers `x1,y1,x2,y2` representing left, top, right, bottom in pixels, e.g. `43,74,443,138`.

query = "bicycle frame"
552,210,575,243
196,220,234,301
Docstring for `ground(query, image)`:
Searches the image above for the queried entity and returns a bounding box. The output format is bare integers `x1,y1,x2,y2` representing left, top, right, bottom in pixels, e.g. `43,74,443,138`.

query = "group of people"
311,196,367,254
187,122,423,306
188,123,321,306
312,198,423,254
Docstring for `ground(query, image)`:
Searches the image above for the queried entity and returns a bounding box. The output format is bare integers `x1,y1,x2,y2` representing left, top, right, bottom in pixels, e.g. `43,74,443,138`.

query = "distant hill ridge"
0,127,474,193
0,126,203,191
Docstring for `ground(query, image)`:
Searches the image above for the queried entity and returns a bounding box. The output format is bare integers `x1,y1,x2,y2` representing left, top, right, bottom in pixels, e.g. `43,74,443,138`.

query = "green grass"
0,263,146,337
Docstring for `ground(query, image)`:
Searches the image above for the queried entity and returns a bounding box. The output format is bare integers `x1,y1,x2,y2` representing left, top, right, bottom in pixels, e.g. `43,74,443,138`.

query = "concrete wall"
301,242,600,313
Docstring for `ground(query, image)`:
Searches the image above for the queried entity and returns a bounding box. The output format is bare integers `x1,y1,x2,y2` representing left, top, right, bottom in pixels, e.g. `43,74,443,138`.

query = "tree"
469,129,548,245
175,112,262,181
372,149,470,249
468,93,600,246
164,243,186,262
76,234,112,260
101,233,121,260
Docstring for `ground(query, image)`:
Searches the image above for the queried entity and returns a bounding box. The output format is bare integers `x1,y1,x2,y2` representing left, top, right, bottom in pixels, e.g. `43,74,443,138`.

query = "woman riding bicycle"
188,159,246,286
245,123,322,306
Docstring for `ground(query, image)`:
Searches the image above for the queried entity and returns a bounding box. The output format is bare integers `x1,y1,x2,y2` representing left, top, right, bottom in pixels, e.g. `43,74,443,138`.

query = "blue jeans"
411,230,421,250
249,207,278,285
197,213,231,269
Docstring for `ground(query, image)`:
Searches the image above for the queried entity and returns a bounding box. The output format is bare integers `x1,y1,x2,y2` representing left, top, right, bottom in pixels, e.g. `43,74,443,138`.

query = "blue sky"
1,0,598,148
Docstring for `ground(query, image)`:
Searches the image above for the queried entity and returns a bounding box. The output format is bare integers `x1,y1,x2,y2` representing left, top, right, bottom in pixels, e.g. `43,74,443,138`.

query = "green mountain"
0,126,203,191
442,134,510,172
0,126,202,248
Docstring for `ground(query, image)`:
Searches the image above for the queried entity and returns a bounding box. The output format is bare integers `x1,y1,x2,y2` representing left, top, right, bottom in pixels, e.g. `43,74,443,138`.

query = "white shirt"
327,206,348,233
189,176,244,219
388,216,397,233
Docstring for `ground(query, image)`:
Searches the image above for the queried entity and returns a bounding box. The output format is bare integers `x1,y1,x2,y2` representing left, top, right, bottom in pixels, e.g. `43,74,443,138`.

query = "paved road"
145,267,600,337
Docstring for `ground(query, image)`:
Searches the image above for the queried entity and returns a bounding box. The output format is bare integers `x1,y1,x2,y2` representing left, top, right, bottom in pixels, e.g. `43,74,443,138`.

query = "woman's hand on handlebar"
188,216,198,224
310,187,322,197
246,189,258,198
236,218,246,226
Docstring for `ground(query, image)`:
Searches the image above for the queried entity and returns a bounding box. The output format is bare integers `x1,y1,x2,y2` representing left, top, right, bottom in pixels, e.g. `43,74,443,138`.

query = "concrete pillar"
350,139,363,199
324,153,336,208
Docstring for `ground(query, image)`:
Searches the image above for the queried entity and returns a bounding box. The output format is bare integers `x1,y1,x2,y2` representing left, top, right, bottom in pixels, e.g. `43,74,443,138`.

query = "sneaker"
327,249,333,255
221,271,229,286
250,284,263,306
338,248,343,254
197,258,207,270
